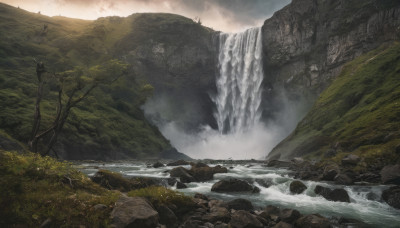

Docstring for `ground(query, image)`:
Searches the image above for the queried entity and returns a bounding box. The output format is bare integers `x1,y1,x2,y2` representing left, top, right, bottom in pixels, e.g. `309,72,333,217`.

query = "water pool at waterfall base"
77,161,400,228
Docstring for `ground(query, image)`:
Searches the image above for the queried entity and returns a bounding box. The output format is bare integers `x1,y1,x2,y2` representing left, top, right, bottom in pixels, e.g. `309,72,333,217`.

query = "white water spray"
145,27,296,159
214,27,264,133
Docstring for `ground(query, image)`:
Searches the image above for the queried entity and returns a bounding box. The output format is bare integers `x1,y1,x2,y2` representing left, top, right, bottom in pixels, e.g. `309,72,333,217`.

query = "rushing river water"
77,162,400,228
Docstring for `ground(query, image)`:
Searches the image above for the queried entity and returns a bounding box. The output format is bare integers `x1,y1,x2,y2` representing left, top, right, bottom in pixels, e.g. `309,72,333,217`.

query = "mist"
143,90,309,160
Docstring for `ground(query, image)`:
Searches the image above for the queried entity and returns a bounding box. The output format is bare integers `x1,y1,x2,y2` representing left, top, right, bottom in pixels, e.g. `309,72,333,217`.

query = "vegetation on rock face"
269,42,400,168
0,3,198,159
127,186,196,216
0,150,119,227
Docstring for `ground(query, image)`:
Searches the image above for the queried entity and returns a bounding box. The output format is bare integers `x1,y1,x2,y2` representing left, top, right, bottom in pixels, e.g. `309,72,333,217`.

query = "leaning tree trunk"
29,62,46,153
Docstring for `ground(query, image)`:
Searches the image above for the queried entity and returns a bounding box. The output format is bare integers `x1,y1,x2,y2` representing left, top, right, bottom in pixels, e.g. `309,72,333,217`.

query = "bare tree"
28,59,128,156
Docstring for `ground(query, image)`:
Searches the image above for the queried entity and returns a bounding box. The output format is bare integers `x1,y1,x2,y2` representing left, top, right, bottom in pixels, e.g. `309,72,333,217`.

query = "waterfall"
214,27,264,134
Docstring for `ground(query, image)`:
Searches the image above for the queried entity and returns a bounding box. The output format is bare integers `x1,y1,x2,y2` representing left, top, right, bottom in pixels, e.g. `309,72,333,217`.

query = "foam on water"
76,162,400,227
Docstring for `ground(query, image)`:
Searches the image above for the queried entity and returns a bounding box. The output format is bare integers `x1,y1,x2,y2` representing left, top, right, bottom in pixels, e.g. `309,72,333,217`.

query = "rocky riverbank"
88,160,400,227
266,156,400,209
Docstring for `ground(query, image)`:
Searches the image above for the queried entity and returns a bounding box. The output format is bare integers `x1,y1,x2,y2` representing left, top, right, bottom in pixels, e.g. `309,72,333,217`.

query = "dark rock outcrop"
211,179,260,193
334,174,354,185
167,160,190,166
322,165,339,181
190,164,228,182
289,180,307,194
202,206,230,223
295,214,330,228
382,186,400,209
176,181,187,189
229,210,263,228
111,196,159,228
314,185,350,203
153,161,164,168
169,167,195,183
225,199,254,211
380,164,400,185
157,204,178,228
280,209,301,224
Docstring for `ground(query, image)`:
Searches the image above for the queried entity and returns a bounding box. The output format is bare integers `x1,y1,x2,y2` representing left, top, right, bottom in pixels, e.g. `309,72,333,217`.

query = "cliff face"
263,0,400,159
262,0,400,96
116,14,218,131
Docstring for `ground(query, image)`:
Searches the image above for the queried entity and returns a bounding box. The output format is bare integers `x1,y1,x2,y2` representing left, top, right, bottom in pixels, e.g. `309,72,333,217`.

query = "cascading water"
151,27,280,159
214,27,264,134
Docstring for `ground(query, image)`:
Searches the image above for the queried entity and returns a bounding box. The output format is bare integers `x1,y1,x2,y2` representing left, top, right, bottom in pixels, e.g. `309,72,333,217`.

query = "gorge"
1,0,400,227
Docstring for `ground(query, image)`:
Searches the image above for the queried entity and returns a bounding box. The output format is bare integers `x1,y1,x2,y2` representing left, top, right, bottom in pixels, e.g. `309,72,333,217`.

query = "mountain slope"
0,3,214,159
268,42,400,165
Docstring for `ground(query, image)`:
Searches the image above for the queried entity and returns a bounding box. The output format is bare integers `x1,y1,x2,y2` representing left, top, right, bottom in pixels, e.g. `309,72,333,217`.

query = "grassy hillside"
268,42,400,166
0,150,119,227
0,3,213,159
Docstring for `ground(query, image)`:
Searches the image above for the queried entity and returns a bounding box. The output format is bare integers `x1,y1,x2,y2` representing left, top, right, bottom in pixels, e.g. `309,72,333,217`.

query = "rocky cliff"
262,0,400,159
262,0,400,95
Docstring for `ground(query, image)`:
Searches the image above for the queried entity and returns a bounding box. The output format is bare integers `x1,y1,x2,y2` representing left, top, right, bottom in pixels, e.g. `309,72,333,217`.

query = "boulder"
334,174,353,185
229,210,263,228
211,179,260,193
111,196,159,228
328,189,351,203
153,161,164,168
273,221,293,228
322,165,339,181
289,181,307,194
380,164,400,185
267,160,291,168
169,167,195,183
225,198,254,211
202,206,230,223
167,178,177,186
341,154,360,166
190,165,228,182
295,214,330,228
314,185,350,203
176,181,187,189
167,160,190,166
314,185,331,199
157,204,178,228
382,186,400,209
194,193,209,201
280,209,301,224
263,205,280,217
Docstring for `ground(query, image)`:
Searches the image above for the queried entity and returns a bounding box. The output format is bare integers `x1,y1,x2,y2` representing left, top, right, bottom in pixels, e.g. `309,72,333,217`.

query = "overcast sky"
1,0,291,32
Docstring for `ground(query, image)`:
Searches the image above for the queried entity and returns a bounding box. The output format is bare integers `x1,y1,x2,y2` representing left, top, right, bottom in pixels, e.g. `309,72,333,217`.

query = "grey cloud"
8,0,292,32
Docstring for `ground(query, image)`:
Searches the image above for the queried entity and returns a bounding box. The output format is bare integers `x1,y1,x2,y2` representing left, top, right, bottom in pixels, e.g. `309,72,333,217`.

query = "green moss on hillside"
0,150,119,227
0,3,192,159
269,42,400,165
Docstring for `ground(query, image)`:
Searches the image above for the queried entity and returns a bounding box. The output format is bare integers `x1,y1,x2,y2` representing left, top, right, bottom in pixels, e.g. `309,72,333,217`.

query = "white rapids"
78,162,400,228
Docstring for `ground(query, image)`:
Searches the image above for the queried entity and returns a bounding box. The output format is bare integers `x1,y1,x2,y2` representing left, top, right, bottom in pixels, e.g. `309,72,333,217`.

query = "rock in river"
289,180,307,194
211,179,260,193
